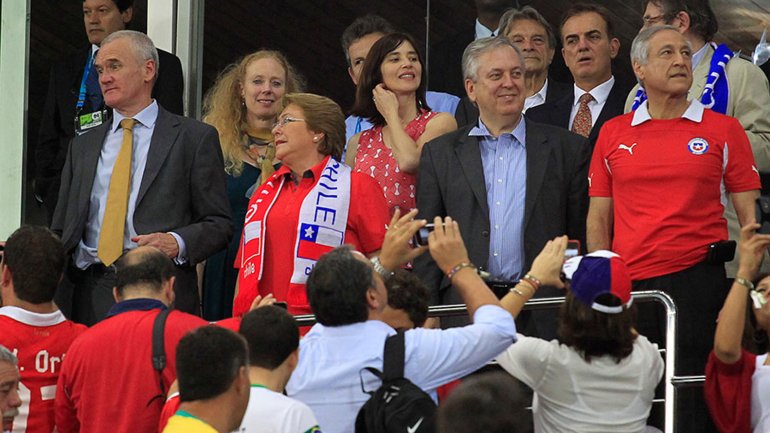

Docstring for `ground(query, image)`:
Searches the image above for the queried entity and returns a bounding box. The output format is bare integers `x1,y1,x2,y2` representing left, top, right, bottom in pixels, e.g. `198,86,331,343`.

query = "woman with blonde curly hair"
201,50,304,320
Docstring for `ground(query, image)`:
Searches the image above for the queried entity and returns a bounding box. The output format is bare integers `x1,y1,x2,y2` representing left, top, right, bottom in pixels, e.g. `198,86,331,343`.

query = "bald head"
114,247,175,298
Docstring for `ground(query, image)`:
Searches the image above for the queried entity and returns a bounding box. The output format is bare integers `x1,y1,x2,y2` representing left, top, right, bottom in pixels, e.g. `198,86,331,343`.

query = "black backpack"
355,331,436,433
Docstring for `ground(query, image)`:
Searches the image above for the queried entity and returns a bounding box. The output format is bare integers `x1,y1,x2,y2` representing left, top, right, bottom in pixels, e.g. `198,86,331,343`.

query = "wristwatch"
370,256,394,280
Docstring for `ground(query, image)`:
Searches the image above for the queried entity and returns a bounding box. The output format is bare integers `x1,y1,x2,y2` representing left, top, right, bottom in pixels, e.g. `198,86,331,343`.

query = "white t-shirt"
238,385,321,433
751,353,770,432
496,334,664,433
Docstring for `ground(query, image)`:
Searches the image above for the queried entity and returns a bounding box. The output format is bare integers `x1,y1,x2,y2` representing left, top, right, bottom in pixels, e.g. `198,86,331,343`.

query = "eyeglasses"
642,14,668,26
272,116,305,129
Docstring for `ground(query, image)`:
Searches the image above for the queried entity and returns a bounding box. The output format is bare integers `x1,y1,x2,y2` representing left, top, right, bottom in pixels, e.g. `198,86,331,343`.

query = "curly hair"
558,292,638,363
386,270,430,327
202,50,304,176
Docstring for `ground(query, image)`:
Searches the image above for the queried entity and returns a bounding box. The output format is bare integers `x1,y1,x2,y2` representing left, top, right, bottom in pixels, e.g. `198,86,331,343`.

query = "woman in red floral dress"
346,32,457,215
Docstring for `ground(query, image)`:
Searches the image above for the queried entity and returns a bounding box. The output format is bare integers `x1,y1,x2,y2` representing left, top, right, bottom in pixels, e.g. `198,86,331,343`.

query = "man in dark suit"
455,6,571,126
51,30,230,325
526,3,630,148
428,0,515,97
36,0,184,223
415,36,588,338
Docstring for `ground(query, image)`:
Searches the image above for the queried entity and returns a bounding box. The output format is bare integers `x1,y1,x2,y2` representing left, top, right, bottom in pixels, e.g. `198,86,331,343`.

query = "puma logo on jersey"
618,143,637,155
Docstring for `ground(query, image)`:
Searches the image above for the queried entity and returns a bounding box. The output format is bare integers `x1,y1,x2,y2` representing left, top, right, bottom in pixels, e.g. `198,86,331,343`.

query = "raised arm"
426,216,499,319
713,223,770,363
500,236,567,318
375,85,457,173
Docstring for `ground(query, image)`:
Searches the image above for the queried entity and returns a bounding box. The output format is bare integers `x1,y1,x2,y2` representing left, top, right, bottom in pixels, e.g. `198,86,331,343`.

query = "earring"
313,136,320,142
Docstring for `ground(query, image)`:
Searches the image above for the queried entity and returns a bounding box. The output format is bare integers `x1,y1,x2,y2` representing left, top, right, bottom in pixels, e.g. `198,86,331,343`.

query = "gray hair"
630,25,688,65
462,36,524,82
101,30,160,79
499,6,557,49
0,345,17,365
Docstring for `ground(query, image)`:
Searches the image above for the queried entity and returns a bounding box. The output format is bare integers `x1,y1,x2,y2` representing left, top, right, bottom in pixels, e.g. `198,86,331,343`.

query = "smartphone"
412,223,436,247
565,240,581,259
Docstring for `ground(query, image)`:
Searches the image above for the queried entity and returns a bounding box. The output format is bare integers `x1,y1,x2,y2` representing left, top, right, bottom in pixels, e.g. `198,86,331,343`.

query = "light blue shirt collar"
468,117,527,147
111,99,159,132
691,43,709,71
475,19,498,39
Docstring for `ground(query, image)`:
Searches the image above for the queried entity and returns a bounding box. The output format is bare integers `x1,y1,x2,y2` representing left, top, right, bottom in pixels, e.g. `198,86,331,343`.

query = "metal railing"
295,290,686,433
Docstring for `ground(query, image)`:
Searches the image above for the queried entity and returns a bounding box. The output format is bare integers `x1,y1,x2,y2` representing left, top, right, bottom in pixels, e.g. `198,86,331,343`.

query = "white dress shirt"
568,76,615,131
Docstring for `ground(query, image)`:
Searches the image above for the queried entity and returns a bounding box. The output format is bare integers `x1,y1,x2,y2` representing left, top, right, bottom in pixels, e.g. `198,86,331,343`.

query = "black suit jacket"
454,79,572,127
525,79,631,148
413,119,589,311
36,46,184,221
51,107,231,312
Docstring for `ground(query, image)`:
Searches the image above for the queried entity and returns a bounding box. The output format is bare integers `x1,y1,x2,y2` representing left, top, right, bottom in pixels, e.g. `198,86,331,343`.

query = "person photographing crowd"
706,222,770,432
494,236,664,432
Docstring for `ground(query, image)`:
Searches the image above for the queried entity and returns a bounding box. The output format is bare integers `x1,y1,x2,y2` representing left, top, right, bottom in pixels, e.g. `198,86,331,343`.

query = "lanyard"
76,49,96,112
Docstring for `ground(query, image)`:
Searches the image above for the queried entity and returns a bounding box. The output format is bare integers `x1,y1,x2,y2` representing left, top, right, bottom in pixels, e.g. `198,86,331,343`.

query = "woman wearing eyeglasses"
232,93,390,318
200,50,304,320
345,33,457,216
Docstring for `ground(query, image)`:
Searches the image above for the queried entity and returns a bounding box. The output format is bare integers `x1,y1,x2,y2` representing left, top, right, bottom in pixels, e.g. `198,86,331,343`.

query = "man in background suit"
526,3,630,148
51,30,230,325
414,36,588,338
428,0,515,97
455,6,571,126
36,0,184,223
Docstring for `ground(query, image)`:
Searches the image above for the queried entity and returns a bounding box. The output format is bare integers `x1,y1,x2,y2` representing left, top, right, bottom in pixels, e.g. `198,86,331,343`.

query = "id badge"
74,109,108,135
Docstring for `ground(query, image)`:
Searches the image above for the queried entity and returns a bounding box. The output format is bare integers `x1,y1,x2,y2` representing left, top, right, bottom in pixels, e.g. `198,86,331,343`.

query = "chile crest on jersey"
687,137,709,155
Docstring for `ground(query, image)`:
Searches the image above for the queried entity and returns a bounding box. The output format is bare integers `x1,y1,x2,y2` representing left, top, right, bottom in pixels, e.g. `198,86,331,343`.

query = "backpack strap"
152,308,171,397
382,330,406,381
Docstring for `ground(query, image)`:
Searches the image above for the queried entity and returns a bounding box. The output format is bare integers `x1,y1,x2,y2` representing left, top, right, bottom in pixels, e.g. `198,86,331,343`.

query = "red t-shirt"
0,307,86,433
589,103,760,280
236,158,389,316
55,308,207,433
704,350,756,433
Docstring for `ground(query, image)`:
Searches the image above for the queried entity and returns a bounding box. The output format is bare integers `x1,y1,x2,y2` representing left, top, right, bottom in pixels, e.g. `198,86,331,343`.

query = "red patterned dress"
354,110,438,215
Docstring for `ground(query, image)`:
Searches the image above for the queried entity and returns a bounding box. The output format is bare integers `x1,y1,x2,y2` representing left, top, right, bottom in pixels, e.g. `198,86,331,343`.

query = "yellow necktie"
98,118,136,266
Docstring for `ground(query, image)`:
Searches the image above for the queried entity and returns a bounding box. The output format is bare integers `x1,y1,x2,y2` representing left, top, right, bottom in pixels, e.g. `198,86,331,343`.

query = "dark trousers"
56,262,201,326
633,260,726,433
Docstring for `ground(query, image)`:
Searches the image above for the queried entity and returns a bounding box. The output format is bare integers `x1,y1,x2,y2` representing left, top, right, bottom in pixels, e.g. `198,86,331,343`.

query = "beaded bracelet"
521,275,541,292
516,280,536,296
446,262,476,281
510,283,534,298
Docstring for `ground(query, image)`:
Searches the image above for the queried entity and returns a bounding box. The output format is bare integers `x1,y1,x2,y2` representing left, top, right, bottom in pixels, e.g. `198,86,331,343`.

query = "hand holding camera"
427,216,472,274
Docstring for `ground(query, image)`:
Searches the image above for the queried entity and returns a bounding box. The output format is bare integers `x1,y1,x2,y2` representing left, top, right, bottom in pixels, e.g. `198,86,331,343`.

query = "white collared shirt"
568,76,616,130
475,19,498,39
524,79,549,113
631,99,705,126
